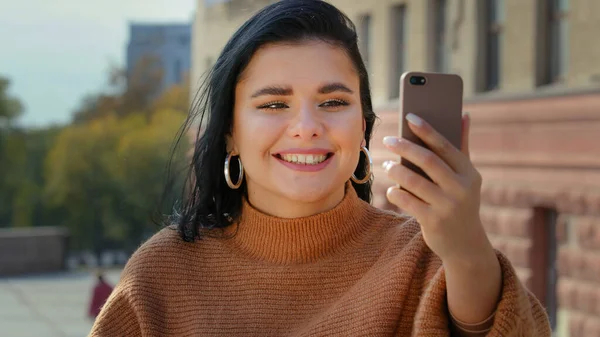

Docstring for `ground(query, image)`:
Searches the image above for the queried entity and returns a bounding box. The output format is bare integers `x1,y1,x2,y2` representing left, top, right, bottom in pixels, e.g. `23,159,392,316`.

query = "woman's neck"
245,183,346,219
225,182,371,264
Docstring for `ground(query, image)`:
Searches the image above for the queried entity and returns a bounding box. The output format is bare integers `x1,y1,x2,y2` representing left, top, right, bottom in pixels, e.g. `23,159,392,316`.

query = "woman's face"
231,40,364,218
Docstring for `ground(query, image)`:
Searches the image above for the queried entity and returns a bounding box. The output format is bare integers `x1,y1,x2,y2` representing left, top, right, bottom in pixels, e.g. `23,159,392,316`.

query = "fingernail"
382,160,394,171
387,186,400,196
406,113,423,126
383,136,399,146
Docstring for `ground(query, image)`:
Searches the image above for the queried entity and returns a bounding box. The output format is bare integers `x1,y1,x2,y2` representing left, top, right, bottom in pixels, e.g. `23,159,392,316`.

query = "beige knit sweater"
89,185,551,336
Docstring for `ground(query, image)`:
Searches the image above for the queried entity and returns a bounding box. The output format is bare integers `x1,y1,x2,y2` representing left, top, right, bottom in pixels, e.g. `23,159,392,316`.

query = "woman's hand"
382,112,491,266
383,112,503,326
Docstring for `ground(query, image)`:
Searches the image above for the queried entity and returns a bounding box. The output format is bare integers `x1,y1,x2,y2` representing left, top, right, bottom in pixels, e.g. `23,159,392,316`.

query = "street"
0,269,122,337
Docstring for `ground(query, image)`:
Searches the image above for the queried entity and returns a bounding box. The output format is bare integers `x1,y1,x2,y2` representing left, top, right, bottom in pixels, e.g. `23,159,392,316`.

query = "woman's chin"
276,180,344,204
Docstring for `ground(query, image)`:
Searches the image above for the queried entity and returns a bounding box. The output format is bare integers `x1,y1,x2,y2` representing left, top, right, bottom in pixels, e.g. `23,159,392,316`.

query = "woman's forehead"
237,41,359,88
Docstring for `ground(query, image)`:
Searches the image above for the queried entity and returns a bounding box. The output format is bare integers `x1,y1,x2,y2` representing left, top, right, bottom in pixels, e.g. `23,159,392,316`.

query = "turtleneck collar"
223,182,372,265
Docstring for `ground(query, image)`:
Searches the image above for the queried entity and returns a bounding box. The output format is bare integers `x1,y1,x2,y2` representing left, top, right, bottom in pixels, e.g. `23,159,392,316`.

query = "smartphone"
398,71,463,182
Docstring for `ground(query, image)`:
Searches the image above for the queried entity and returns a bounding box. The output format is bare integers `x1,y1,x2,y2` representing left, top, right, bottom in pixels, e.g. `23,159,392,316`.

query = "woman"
90,1,551,336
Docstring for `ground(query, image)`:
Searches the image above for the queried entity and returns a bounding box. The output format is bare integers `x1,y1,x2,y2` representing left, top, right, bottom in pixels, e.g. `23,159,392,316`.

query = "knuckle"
386,163,402,179
464,171,482,191
405,171,422,189
438,139,453,155
444,198,460,214
454,187,469,202
422,151,438,168
427,215,444,232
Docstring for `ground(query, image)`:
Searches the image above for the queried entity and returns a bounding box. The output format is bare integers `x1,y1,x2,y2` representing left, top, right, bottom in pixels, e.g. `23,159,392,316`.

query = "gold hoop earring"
224,152,244,189
351,146,373,184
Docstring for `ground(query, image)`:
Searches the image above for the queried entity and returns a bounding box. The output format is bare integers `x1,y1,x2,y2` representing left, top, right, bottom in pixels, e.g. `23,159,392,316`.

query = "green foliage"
0,77,24,126
0,69,191,254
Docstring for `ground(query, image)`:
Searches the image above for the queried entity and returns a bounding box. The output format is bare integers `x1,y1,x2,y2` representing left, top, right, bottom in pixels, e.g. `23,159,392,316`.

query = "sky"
0,0,196,127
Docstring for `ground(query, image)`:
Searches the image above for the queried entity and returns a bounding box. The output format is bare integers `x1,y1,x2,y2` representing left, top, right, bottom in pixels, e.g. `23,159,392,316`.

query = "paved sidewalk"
0,269,122,337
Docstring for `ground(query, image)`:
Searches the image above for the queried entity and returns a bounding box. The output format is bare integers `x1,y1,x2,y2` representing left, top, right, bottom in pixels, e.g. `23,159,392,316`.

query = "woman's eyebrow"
318,82,353,94
250,85,293,98
250,82,353,98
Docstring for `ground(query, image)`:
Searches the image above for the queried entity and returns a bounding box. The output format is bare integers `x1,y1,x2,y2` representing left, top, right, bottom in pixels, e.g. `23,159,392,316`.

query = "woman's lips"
272,151,334,172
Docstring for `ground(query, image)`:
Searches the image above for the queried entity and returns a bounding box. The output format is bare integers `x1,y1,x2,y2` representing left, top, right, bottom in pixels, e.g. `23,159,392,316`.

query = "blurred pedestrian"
87,270,113,320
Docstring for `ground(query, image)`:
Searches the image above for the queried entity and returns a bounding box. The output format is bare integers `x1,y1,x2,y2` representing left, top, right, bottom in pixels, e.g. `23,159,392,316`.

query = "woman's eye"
320,99,349,109
257,102,288,111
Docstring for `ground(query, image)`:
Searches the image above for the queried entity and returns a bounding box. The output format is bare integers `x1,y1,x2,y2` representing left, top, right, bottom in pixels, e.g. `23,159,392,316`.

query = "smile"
273,150,334,172
278,153,329,165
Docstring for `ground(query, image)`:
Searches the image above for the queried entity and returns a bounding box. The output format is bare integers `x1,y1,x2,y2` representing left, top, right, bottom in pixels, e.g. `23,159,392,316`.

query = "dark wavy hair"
168,0,378,242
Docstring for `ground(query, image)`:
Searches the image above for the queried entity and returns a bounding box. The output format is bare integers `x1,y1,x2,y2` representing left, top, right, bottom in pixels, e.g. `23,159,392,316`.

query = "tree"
44,115,126,252
43,78,190,253
0,76,26,226
72,56,164,124
0,77,24,127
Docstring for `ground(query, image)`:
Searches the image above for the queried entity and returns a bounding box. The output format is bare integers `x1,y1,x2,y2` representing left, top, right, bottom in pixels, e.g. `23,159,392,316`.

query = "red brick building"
370,90,600,337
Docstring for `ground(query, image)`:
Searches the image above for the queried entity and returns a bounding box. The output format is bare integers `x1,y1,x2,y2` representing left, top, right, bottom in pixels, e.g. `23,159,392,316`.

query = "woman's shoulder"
119,225,196,279
362,203,431,251
364,203,422,235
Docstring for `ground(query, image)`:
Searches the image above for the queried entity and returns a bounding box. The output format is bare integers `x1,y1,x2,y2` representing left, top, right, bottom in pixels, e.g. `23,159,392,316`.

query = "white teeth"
280,154,328,165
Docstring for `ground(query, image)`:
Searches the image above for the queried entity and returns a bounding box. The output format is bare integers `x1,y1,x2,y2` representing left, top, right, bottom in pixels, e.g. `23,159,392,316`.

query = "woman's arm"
413,248,551,337
444,241,501,335
383,113,550,336
444,240,502,324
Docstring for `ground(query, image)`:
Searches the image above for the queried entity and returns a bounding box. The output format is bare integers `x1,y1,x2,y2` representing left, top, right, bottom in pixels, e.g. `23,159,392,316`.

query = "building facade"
127,23,192,92
191,1,600,336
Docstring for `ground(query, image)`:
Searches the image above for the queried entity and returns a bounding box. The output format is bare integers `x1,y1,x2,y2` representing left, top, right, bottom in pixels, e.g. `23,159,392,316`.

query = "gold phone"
398,71,464,181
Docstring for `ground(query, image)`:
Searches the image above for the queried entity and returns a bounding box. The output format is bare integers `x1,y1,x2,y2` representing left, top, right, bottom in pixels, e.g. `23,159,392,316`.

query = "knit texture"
89,184,551,336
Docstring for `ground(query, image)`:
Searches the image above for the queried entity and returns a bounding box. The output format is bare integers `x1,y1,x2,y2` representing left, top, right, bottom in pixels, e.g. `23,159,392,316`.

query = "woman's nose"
288,103,323,140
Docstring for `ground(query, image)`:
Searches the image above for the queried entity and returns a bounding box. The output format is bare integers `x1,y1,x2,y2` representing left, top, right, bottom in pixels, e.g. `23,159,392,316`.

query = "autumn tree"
72,55,164,124
43,75,190,253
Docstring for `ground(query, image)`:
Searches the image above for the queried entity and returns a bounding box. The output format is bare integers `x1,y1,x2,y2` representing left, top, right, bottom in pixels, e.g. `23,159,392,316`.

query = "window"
431,0,449,73
484,0,503,90
531,208,558,332
358,14,372,71
545,0,569,84
389,5,407,99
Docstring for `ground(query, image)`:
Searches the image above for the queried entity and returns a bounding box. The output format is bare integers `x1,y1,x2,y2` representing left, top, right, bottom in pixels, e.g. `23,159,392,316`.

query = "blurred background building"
127,23,192,93
190,1,600,336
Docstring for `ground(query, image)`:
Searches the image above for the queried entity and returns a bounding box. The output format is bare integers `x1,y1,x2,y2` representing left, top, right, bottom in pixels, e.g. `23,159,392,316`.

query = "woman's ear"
362,118,366,132
226,135,236,154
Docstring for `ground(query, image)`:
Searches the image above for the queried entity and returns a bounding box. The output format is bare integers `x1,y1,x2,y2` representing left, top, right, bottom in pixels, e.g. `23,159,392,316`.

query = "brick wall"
369,91,600,336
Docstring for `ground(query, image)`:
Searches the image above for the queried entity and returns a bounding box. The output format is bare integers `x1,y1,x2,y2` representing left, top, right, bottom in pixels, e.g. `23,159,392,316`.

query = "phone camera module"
409,76,426,86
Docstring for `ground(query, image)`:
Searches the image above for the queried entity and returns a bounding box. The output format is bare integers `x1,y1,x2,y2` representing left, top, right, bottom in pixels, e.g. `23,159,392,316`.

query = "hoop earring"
351,146,373,184
224,152,244,189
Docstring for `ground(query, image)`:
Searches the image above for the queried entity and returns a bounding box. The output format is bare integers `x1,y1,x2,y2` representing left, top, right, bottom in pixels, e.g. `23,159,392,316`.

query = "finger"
383,161,449,206
386,186,430,220
383,137,461,191
461,112,471,158
404,112,467,173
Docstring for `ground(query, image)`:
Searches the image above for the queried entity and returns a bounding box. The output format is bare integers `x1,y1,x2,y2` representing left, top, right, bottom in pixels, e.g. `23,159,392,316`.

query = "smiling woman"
231,41,366,217
89,1,551,336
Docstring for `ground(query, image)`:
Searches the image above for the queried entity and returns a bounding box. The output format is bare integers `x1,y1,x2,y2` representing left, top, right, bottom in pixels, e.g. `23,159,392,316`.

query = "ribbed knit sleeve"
88,282,142,337
413,250,552,337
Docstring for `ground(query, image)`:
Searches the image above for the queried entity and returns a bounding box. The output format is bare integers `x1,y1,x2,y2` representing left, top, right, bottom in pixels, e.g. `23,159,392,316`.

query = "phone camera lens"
409,76,426,86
